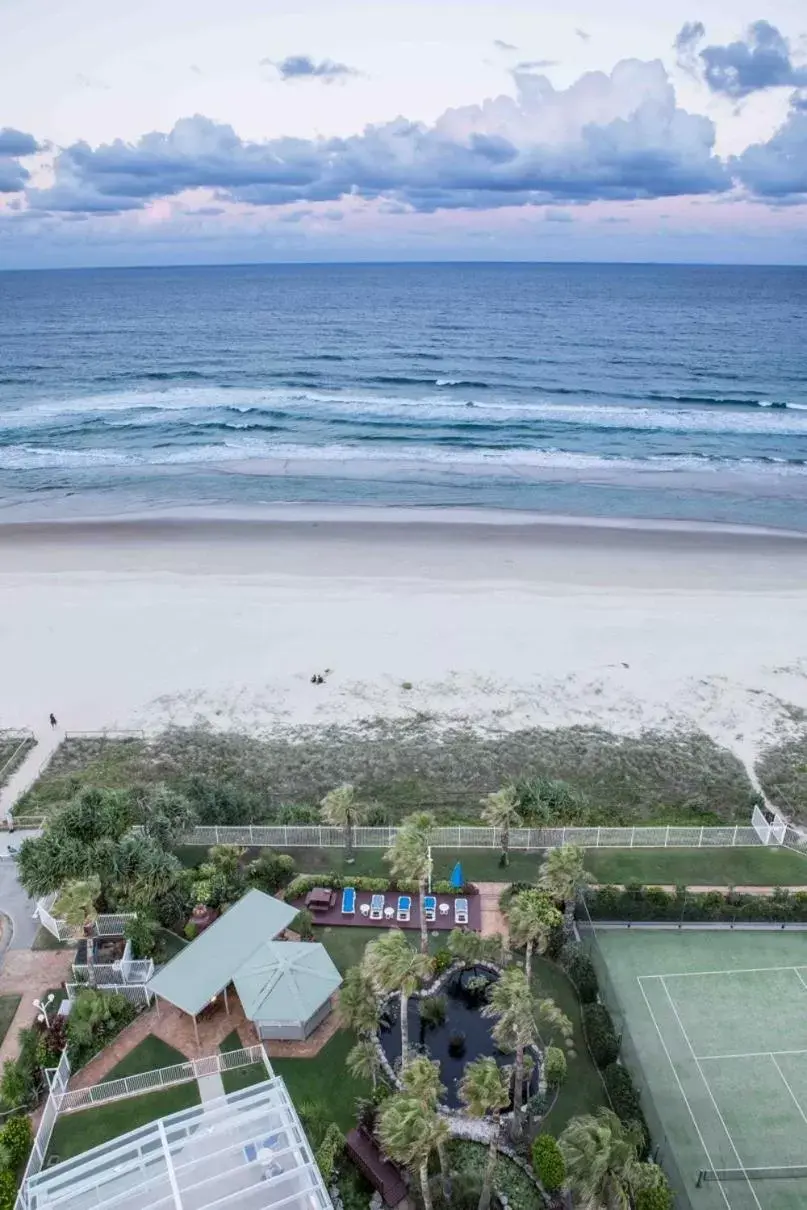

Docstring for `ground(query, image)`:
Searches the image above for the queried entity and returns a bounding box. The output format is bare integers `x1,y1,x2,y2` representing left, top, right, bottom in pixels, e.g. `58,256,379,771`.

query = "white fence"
14,1049,71,1209
59,1044,270,1113
66,981,153,1008
71,958,154,986
752,803,788,846
176,821,773,851
785,825,807,855
34,894,138,942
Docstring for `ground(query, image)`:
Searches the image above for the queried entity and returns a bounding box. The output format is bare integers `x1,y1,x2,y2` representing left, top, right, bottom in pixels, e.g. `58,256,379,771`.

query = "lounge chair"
397,895,411,922
370,893,385,921
342,887,356,915
423,895,437,922
454,897,469,925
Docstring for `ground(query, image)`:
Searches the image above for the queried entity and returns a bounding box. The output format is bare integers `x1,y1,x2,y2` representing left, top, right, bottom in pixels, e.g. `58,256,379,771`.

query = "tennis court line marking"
697,1049,807,1062
637,978,735,1210
659,975,764,1210
640,965,807,981
770,1056,807,1131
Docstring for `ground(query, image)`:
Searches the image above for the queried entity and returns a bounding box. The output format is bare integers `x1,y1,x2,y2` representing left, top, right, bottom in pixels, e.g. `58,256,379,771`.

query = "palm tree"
319,784,371,864
363,930,432,1069
536,997,575,1055
482,966,537,1141
401,1056,450,1195
558,1108,645,1210
56,877,100,980
346,1038,383,1089
447,928,506,968
538,844,594,928
459,1057,510,1210
385,811,435,953
337,965,382,1037
378,1093,449,1210
507,890,562,981
480,786,522,866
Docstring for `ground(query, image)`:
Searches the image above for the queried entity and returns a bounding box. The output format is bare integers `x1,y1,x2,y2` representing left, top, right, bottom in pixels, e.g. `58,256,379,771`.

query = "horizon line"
3,257,807,273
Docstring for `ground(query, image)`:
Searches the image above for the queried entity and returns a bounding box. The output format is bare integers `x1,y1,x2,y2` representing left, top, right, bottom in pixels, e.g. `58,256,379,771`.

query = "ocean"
1,262,806,530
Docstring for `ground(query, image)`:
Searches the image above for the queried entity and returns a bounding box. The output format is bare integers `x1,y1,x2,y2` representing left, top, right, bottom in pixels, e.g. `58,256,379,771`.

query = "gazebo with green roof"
148,888,342,1042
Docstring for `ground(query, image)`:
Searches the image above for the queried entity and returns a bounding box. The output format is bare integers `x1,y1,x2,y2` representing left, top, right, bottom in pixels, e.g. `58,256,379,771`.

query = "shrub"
559,943,598,1003
67,989,137,1067
0,1113,32,1171
582,1003,619,1068
432,948,454,976
634,1166,673,1210
0,1170,17,1210
125,914,158,958
543,1046,567,1089
247,852,296,894
603,1064,650,1155
315,1122,345,1183
292,908,315,941
276,803,320,825
0,1058,32,1109
531,1134,565,1193
183,921,197,941
448,1031,466,1057
419,996,447,1030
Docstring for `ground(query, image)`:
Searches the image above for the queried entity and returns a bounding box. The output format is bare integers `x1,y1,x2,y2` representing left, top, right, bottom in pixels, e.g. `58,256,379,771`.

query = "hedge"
531,1134,565,1193
583,884,807,923
582,1003,619,1068
558,941,599,1003
315,1123,346,1184
285,873,467,898
603,1063,650,1155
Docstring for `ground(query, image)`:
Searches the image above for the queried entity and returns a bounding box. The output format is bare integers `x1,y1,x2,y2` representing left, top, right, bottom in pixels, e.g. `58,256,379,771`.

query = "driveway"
0,850,40,954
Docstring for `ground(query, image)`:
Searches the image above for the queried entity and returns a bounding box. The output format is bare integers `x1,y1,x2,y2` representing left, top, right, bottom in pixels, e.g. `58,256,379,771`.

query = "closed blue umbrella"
450,861,464,889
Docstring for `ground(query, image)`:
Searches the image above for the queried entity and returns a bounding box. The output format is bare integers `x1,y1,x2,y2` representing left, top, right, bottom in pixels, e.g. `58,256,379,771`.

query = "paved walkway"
476,882,510,939
0,728,61,826
197,1072,225,1101
0,948,74,1066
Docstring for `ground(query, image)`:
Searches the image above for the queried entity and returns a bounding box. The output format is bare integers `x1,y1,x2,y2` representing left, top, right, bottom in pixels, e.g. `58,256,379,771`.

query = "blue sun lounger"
397,895,411,922
454,897,469,925
423,895,437,922
370,893,385,920
342,887,356,915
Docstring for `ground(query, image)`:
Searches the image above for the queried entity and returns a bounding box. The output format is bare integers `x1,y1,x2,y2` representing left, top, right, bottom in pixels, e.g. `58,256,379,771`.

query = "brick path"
476,882,510,939
0,948,74,1065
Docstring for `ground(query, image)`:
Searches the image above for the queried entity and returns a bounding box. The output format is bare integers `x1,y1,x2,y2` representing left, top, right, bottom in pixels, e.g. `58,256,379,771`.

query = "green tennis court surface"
589,929,807,1210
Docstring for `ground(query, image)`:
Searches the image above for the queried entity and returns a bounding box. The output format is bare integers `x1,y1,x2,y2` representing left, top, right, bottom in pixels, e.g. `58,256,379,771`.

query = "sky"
1,0,806,268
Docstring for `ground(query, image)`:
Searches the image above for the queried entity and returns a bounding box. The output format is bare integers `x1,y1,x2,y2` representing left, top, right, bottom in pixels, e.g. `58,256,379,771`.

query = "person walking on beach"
49,712,57,729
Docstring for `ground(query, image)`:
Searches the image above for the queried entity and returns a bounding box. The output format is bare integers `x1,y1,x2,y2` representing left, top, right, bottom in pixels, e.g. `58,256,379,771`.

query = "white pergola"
21,1077,332,1210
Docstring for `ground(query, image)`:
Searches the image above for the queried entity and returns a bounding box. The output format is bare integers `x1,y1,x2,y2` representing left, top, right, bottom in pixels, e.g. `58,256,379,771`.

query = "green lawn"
219,1029,269,1094
176,843,806,887
530,956,607,1133
101,1035,188,1082
272,1029,371,1134
47,1083,201,1161
0,995,21,1048
31,927,67,951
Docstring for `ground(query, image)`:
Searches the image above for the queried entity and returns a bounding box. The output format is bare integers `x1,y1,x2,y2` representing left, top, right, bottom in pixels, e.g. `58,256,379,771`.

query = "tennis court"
583,928,807,1210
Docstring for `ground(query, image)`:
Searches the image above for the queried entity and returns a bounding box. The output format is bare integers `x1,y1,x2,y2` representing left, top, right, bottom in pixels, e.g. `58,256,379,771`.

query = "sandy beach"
1,511,806,782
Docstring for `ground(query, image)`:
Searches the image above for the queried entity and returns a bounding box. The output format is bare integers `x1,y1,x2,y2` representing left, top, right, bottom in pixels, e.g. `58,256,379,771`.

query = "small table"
360,904,371,917
439,903,450,915
383,906,395,919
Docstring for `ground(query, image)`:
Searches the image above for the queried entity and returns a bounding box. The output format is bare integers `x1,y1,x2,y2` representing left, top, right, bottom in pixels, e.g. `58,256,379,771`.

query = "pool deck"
291,890,481,932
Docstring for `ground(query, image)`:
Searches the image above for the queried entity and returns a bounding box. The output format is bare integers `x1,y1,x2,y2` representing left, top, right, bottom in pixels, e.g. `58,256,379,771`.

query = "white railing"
784,825,807,855
0,729,35,785
175,821,772,851
59,1044,270,1112
752,803,789,846
14,1050,71,1208
66,981,153,1008
34,898,138,942
71,958,154,986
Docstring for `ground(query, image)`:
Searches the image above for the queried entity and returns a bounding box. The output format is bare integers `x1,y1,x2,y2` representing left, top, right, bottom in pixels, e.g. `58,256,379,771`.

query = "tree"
337,965,382,1037
507,890,562,981
56,877,100,983
377,1094,448,1210
459,1057,510,1210
482,966,537,1141
346,1039,383,1089
401,1056,451,1195
538,844,594,928
133,784,198,850
558,1108,644,1210
447,928,506,968
319,784,371,863
363,930,432,1069
480,786,522,866
385,811,435,953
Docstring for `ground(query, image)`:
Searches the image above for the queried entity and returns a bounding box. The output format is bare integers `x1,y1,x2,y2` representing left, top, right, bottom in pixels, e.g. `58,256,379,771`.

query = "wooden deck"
291,889,481,932
346,1128,407,1206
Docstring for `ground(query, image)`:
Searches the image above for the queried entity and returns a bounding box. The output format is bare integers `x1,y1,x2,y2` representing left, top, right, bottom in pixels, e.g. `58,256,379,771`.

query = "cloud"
515,60,558,71
544,208,573,221
0,127,40,193
673,21,705,71
263,54,360,83
26,61,732,217
733,106,807,198
493,40,518,52
682,20,807,98
575,29,590,42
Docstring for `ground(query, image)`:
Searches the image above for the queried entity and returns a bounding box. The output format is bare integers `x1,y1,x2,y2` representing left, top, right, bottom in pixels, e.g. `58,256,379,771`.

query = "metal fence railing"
174,821,772,851
34,894,138,942
14,1049,71,1209
59,1044,270,1112
65,981,153,1008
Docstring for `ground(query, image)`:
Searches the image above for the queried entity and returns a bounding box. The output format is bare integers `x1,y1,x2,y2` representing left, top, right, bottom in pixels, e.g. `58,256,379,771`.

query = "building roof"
236,941,341,1025
148,889,297,1016
21,1077,331,1210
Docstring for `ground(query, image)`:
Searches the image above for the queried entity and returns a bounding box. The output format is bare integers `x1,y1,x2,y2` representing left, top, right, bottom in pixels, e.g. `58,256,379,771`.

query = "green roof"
236,941,341,1024
147,889,297,1016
